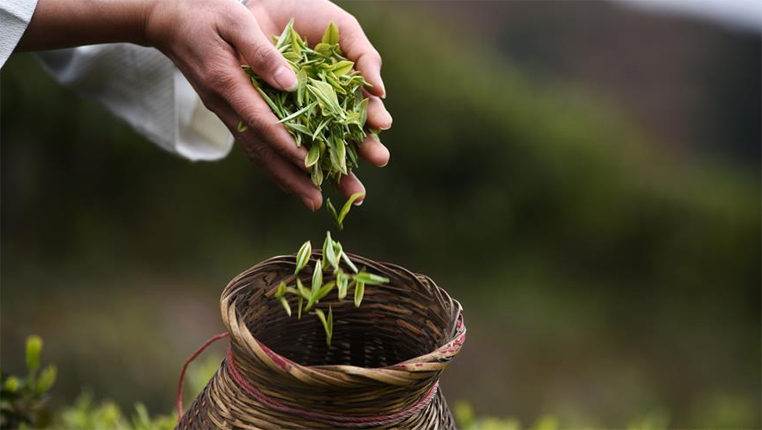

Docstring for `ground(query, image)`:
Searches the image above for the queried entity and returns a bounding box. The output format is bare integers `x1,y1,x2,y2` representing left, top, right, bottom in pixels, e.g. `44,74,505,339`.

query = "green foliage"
455,401,558,430
54,394,175,430
275,232,389,345
241,20,376,189
1,336,57,429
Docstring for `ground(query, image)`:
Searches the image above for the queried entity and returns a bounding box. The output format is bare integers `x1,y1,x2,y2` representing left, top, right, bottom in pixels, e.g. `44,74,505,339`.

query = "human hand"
146,0,391,210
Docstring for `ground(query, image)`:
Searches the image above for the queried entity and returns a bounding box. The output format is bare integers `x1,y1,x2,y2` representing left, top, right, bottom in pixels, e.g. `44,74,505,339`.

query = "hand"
146,0,392,210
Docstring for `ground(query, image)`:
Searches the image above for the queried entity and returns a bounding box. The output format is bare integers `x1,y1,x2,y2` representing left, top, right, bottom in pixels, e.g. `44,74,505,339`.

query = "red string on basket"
176,332,440,428
176,332,229,422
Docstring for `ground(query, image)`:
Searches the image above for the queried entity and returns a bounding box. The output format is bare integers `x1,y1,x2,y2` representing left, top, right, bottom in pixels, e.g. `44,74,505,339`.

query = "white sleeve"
37,44,234,161
0,0,39,68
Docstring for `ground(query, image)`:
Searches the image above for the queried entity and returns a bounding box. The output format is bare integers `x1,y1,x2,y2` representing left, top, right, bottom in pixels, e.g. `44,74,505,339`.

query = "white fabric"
0,0,233,161
37,45,234,161
0,0,39,68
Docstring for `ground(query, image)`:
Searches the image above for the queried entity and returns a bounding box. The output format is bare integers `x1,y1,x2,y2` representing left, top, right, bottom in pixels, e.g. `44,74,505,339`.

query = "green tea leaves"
275,281,287,298
275,233,389,347
240,20,382,190
341,251,359,273
324,232,339,271
315,307,333,346
330,60,354,76
327,192,365,230
305,144,321,168
354,280,365,307
279,297,292,317
354,271,390,285
295,241,311,274
26,336,42,373
340,192,364,222
322,22,340,46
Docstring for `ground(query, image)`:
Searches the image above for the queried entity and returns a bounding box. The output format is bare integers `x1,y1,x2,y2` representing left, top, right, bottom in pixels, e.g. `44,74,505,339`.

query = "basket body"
177,253,466,430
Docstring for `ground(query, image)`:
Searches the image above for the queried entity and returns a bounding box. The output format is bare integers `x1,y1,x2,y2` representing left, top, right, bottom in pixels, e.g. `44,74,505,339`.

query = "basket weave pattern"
177,252,466,429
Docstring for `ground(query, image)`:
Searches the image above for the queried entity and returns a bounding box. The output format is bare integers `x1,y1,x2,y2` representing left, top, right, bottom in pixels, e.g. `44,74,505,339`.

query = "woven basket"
177,252,466,429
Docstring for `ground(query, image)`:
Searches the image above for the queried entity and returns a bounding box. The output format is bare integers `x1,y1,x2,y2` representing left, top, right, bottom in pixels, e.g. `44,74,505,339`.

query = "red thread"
176,332,229,422
176,333,440,428
226,345,439,428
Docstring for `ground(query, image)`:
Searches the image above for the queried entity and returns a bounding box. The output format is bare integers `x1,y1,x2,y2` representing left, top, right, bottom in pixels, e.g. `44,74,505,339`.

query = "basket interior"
234,263,452,368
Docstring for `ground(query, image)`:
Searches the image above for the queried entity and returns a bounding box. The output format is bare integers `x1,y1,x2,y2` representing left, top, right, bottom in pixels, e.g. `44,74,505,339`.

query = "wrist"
18,0,157,51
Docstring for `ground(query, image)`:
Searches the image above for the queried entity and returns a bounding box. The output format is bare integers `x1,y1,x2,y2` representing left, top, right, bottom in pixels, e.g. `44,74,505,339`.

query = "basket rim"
220,253,466,384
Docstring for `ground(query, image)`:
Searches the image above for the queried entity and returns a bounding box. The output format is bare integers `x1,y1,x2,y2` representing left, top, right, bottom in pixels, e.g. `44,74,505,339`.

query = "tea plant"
238,20,379,189
273,230,389,346
0,336,57,430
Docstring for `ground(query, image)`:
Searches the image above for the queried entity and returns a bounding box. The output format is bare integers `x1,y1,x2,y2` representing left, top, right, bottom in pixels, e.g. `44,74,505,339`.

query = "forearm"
16,0,153,51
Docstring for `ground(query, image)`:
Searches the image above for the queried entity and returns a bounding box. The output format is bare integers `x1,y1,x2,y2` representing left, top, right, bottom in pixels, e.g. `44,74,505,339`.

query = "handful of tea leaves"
240,20,378,188
272,232,389,346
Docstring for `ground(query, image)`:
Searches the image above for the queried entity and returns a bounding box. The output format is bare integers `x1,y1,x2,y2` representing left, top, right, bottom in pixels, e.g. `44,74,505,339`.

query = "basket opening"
237,280,449,368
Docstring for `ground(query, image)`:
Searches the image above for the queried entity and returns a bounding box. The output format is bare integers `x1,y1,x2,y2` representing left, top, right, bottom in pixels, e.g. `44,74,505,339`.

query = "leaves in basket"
274,232,390,347
295,241,311,275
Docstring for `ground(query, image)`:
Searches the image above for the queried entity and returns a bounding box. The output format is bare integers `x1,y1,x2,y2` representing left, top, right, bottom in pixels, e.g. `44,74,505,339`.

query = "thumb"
221,12,297,92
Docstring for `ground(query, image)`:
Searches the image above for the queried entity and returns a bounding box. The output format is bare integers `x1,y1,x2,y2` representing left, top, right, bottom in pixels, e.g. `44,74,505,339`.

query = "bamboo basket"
177,252,466,429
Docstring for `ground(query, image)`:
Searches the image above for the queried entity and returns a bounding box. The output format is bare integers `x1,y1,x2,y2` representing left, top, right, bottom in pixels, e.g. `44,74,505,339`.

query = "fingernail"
274,66,298,91
353,198,364,206
380,109,393,130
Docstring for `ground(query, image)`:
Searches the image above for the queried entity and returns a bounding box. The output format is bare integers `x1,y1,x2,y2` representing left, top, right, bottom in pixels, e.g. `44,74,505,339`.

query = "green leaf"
337,192,365,226
275,281,287,298
328,306,334,344
237,121,248,133
357,97,369,127
279,297,292,317
311,164,324,187
26,335,42,372
305,143,321,168
314,281,336,302
341,251,359,273
354,271,390,285
321,22,340,45
307,80,343,117
323,232,338,270
4,376,19,393
306,260,322,310
354,280,365,307
297,295,303,319
337,272,349,300
314,42,332,56
296,278,311,300
329,134,347,175
295,241,311,274
277,101,317,124
330,60,354,76
312,260,323,296
275,19,295,50
315,308,332,346
36,365,57,394
326,198,342,230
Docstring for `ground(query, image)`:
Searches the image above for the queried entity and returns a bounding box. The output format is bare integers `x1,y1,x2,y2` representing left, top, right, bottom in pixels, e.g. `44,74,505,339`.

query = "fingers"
336,172,367,204
205,96,320,210
337,16,385,98
219,8,298,92
357,135,390,167
203,44,308,167
365,94,392,131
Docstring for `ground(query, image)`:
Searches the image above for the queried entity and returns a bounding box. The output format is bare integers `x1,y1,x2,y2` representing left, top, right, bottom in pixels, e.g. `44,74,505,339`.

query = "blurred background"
2,0,760,428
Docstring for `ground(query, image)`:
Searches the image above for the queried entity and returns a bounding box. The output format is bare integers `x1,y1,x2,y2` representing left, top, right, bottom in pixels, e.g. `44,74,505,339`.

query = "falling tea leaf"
295,241,311,275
